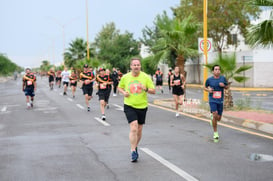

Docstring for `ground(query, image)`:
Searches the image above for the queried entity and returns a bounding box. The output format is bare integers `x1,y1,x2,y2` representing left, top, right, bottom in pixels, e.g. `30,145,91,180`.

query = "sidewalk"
153,98,273,136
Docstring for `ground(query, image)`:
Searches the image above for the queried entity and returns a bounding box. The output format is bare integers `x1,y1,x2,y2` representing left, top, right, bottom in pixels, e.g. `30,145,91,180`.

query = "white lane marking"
1,106,7,112
34,107,57,111
76,104,85,110
112,104,123,111
140,148,198,181
67,98,73,102
94,117,111,126
59,93,63,96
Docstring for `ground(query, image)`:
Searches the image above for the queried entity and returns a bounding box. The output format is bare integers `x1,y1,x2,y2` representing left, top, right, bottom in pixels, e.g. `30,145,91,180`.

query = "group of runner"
22,59,228,162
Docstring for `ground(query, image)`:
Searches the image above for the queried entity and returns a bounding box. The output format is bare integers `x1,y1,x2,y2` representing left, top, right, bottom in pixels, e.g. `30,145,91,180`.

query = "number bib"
100,84,107,89
174,80,181,85
213,91,222,99
84,80,90,85
27,81,33,86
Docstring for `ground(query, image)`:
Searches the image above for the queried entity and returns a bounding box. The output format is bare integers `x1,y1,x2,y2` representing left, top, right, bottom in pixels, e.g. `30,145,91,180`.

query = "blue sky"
0,0,179,68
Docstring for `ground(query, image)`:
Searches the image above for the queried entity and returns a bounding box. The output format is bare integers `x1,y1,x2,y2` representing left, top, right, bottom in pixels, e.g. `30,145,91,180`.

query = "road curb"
153,99,273,136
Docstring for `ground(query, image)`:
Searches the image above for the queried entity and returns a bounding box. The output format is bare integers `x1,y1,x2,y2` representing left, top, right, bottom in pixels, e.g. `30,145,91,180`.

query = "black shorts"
124,104,148,125
63,81,69,87
98,90,108,102
56,77,61,82
70,82,77,87
172,86,184,96
82,85,93,96
156,80,163,86
24,87,35,97
49,76,54,82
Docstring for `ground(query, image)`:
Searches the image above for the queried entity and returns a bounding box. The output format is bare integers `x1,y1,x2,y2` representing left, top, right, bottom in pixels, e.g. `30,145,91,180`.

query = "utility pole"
203,0,208,102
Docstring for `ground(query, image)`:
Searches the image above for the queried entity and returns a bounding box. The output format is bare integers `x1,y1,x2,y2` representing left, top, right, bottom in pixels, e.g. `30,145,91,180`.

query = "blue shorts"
24,88,35,97
209,102,223,116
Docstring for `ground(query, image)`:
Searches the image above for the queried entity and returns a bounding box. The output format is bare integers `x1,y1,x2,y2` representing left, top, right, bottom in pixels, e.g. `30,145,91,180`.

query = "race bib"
213,91,222,99
27,81,32,86
174,80,181,85
84,80,91,85
100,84,107,89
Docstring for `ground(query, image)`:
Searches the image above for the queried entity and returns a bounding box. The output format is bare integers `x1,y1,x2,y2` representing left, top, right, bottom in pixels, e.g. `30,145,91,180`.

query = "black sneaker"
31,103,33,108
73,95,75,99
87,107,90,112
131,151,138,162
63,92,67,95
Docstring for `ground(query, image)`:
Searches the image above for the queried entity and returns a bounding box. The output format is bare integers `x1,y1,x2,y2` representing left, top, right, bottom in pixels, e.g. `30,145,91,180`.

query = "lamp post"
49,17,78,65
203,0,209,102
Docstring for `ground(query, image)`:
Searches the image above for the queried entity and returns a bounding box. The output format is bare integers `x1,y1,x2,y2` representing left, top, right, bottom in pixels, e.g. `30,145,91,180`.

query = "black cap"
84,64,88,68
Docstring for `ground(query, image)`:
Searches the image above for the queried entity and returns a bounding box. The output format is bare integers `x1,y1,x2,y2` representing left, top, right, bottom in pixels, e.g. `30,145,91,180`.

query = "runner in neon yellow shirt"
118,58,155,162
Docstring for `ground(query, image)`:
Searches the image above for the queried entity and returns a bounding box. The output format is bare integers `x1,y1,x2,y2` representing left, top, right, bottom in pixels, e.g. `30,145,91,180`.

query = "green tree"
205,54,252,108
172,0,260,53
151,12,199,76
64,38,95,68
95,22,140,72
0,54,20,75
246,0,273,48
39,60,51,72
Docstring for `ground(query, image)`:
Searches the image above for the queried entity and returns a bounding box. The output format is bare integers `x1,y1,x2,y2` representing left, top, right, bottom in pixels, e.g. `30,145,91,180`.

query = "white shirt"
61,71,70,82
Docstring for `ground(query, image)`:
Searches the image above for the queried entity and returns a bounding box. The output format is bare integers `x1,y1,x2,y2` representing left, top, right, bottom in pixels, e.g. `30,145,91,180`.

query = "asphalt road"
0,78,272,181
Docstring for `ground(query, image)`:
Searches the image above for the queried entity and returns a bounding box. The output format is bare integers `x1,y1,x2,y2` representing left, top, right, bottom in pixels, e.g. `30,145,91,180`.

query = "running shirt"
172,74,182,87
70,74,78,84
23,73,36,89
80,71,94,87
61,71,70,82
48,71,55,81
97,74,110,91
205,75,227,104
155,70,163,82
118,71,154,109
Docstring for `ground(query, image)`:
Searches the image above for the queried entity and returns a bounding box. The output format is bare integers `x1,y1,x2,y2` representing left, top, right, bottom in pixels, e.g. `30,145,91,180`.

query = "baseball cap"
83,64,88,68
99,68,105,72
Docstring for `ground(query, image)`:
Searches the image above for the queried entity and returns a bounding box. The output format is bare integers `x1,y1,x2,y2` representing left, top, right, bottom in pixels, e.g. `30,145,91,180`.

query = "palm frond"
233,76,250,83
249,0,273,6
235,65,253,74
247,19,273,48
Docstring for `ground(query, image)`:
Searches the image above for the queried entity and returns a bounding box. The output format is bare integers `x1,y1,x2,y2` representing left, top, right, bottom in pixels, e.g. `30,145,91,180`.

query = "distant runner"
155,68,163,94
22,68,37,109
69,71,78,98
80,64,95,112
47,68,55,90
61,68,70,95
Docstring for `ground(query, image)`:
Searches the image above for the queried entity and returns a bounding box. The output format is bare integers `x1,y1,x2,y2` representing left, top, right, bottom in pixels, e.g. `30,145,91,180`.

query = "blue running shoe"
131,151,138,162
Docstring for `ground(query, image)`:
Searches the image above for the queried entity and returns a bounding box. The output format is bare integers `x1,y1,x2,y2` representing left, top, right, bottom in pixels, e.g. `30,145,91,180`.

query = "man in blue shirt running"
204,65,228,140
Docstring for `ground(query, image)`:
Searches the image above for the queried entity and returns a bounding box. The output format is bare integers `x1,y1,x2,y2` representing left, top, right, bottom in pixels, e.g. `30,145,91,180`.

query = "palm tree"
246,0,273,47
64,38,95,68
205,54,252,108
151,12,199,76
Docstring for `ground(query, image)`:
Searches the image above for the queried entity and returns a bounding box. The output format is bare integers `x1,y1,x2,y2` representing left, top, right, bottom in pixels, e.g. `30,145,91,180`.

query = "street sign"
198,38,213,53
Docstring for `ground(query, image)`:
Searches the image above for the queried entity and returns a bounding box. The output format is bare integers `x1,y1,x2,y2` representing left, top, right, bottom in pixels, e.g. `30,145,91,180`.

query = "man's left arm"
145,77,155,94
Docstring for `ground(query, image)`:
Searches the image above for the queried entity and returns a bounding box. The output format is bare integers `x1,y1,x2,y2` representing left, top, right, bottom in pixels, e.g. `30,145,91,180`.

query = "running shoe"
113,93,117,97
87,107,90,112
107,105,109,109
213,132,219,139
176,112,179,117
101,115,106,121
73,95,75,99
31,102,33,108
131,150,138,162
161,90,163,94
63,92,67,95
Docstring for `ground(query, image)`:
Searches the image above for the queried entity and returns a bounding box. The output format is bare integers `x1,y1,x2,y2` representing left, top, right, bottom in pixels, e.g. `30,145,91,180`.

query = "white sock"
27,102,31,107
